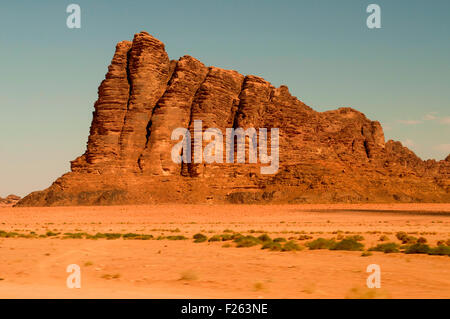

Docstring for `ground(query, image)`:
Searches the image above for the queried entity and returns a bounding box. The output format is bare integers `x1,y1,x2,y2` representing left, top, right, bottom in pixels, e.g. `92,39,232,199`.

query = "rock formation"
1,195,21,206
17,31,450,206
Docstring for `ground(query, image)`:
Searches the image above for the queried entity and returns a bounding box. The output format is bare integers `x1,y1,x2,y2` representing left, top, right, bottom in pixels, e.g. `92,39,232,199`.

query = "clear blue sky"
1,0,449,197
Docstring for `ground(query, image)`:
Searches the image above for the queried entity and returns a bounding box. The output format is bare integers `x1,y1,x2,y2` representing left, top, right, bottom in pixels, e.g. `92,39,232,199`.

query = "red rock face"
17,31,450,206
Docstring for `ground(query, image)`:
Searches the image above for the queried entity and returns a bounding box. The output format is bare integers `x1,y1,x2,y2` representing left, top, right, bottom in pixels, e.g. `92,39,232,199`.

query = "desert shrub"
396,231,408,241
417,237,427,244
379,235,390,242
369,243,400,253
257,234,272,242
346,235,365,242
64,232,86,239
0,231,19,238
405,243,431,254
45,231,60,237
134,234,153,240
298,235,313,240
193,233,207,243
220,234,233,241
223,229,234,233
447,239,450,246
273,237,287,243
231,233,244,240
122,233,139,239
437,240,446,246
428,245,450,256
396,232,417,244
261,241,282,251
104,233,122,240
166,235,186,240
208,235,222,242
306,238,336,250
330,238,364,251
281,241,302,252
122,233,153,240
234,235,261,248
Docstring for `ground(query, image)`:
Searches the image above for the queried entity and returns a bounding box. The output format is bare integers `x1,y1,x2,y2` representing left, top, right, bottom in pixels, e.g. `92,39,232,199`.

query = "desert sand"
0,204,449,299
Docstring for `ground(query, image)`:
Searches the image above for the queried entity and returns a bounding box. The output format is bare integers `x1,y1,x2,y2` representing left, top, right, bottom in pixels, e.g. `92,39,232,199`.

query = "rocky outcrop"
0,195,21,206
17,31,450,206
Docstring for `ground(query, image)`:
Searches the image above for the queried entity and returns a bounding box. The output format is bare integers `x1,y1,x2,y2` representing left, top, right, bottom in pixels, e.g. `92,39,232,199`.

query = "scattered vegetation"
45,231,60,237
193,233,207,243
428,245,450,256
257,234,272,243
166,235,187,240
330,238,364,251
261,241,282,251
281,241,302,252
306,238,336,250
234,235,261,248
369,243,400,253
396,232,418,244
405,243,431,254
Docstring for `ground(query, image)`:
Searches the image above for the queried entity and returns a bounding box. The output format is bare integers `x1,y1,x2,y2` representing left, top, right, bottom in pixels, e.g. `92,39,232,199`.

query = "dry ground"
0,204,449,298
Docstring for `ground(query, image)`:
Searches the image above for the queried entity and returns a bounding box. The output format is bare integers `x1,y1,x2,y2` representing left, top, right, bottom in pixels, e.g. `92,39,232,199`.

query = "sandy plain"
0,204,449,298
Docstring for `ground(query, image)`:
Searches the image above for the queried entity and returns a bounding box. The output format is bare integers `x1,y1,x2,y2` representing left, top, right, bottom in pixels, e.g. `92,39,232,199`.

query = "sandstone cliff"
17,31,450,206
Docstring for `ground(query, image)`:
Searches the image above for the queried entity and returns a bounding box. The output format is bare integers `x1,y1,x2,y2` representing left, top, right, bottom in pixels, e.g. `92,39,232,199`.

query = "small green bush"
104,233,122,240
428,245,450,256
306,238,336,250
330,238,364,251
369,243,400,253
234,235,261,248
417,237,427,244
257,234,272,242
220,234,233,241
193,233,207,243
396,232,417,244
64,232,86,239
396,231,408,241
46,231,60,237
208,235,222,242
261,241,282,251
281,241,302,252
166,235,186,240
273,237,287,243
405,243,431,254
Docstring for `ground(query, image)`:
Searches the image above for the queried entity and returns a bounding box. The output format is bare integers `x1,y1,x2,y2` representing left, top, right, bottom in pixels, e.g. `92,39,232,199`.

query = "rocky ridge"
17,32,450,206
1,195,21,206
